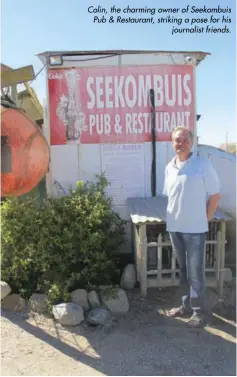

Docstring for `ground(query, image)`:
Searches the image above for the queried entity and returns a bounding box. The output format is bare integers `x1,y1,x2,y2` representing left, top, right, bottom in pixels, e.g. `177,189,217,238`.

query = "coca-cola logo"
48,72,64,80
48,72,81,80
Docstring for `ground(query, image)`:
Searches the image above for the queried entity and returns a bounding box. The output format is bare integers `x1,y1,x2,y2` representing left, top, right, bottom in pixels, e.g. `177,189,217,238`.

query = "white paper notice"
101,144,145,205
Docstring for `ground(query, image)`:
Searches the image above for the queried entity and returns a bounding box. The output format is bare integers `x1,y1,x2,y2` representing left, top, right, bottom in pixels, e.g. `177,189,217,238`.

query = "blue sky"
1,0,236,146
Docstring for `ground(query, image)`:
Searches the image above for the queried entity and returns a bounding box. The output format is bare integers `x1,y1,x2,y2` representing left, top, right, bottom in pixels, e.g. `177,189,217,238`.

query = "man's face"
172,129,192,155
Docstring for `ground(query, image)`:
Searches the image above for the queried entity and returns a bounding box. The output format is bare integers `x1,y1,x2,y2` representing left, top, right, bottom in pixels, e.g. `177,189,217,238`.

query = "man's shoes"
167,305,191,318
187,312,206,328
167,307,206,328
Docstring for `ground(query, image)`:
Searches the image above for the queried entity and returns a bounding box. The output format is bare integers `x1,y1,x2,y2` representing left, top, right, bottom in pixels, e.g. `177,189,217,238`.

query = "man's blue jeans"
169,232,206,313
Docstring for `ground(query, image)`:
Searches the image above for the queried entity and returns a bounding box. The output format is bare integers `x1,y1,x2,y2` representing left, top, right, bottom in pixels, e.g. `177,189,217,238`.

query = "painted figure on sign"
56,69,86,142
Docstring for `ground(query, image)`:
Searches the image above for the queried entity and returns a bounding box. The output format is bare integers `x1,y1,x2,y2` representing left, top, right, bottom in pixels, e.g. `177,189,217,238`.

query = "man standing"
163,126,220,328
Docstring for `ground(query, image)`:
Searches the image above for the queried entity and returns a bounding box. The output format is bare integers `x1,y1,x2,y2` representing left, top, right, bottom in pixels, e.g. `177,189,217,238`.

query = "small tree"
219,143,236,154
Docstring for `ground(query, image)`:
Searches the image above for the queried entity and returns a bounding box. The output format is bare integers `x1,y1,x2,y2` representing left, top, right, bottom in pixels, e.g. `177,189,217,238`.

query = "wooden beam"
1,65,35,88
11,85,17,102
139,224,147,297
217,221,226,300
24,83,43,116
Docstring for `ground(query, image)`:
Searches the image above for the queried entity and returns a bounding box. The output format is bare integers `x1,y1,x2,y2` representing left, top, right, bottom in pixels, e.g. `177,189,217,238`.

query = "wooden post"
171,244,176,282
11,85,17,103
157,233,163,283
209,224,212,266
139,224,147,297
217,221,226,299
204,240,206,275
133,224,139,282
136,225,142,284
215,230,221,283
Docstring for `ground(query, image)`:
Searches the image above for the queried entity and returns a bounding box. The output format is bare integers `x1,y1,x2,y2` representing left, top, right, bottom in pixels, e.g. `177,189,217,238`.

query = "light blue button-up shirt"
163,153,220,233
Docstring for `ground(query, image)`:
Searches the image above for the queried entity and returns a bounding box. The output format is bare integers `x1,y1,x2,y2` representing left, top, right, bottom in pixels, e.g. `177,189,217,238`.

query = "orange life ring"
1,106,50,197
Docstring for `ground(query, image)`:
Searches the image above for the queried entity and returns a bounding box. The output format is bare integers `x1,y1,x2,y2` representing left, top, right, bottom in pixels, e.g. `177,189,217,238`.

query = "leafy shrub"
1,175,126,303
1,195,45,298
46,282,71,312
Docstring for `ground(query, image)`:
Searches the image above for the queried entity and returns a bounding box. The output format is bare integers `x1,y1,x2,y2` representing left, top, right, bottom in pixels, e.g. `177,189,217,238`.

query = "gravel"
1,288,236,376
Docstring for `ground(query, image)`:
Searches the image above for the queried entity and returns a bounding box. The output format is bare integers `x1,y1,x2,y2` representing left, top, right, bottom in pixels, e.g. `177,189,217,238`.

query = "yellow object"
1,65,35,88
1,63,43,123
17,85,43,123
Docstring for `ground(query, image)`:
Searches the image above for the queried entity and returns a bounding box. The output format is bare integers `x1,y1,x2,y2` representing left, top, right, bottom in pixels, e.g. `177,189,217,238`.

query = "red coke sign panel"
48,65,194,145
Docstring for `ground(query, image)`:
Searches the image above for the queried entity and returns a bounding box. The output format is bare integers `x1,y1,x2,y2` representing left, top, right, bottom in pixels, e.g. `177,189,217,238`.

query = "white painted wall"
50,144,79,196
50,141,174,214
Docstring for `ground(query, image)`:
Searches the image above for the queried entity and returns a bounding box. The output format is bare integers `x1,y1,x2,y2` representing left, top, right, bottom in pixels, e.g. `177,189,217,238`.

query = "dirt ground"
1,288,236,376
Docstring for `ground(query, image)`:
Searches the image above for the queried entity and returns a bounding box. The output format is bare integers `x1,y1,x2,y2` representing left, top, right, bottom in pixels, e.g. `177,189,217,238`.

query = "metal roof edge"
36,49,211,56
36,50,210,66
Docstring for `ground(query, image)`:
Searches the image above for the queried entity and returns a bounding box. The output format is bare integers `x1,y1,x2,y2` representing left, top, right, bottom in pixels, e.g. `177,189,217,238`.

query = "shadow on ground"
1,288,236,376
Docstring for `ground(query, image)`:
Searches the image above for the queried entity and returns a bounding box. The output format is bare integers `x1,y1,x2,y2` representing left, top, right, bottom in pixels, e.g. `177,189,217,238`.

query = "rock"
29,294,47,313
88,290,100,309
52,303,84,326
120,264,136,290
87,308,111,326
71,289,89,311
1,294,27,312
101,288,129,314
224,268,233,282
1,281,11,300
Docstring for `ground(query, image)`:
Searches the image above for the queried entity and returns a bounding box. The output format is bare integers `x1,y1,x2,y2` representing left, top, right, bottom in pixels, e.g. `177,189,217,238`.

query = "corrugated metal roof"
127,196,167,223
127,196,233,224
37,50,210,66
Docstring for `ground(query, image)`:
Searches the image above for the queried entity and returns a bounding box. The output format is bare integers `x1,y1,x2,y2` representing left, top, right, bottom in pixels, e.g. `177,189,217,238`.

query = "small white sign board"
101,144,146,206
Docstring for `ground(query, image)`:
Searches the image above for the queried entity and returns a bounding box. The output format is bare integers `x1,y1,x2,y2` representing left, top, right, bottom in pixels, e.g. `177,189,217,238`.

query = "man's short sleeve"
203,158,220,196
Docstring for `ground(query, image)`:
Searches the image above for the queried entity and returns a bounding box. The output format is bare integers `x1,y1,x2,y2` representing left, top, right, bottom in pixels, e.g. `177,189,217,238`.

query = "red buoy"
1,106,50,197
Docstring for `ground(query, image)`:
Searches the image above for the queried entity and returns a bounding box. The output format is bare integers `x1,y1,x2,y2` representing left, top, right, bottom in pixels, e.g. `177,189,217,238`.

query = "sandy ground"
1,288,236,376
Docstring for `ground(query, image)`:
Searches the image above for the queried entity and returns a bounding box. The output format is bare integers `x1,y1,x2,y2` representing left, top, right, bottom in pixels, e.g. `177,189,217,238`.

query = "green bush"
45,282,71,313
1,175,126,302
